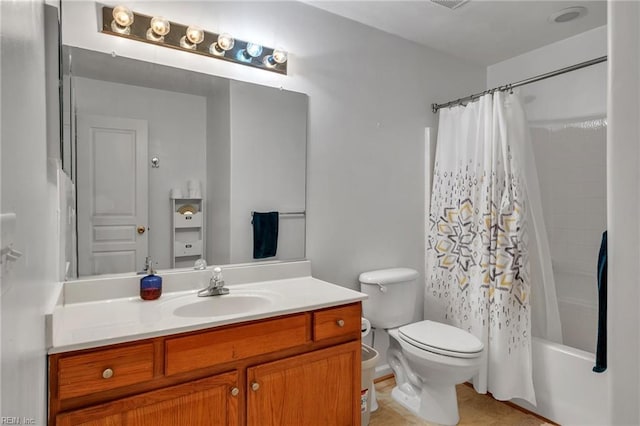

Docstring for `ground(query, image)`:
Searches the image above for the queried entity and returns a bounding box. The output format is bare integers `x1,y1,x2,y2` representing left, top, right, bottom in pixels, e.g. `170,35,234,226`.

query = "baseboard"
374,363,391,379
374,373,394,384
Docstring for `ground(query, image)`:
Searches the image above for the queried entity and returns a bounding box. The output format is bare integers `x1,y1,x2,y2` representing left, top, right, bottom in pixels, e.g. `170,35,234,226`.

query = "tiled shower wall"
530,119,606,352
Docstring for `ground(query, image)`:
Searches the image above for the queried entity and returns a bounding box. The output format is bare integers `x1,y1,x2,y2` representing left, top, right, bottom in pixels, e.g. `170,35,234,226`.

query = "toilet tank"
359,268,419,329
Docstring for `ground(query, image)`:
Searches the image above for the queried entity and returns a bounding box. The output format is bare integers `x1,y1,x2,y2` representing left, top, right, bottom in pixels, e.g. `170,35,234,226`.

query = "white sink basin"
173,293,275,318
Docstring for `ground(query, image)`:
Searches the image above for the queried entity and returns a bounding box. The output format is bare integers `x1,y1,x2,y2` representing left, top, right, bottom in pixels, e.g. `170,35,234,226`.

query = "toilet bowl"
359,268,484,426
388,323,483,425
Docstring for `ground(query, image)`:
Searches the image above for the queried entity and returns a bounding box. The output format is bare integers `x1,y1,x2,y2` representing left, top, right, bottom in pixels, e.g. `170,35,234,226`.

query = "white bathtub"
512,337,610,425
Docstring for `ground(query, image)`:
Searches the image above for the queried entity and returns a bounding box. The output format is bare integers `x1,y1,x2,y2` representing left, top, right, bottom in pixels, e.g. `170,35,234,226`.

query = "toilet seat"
398,320,483,359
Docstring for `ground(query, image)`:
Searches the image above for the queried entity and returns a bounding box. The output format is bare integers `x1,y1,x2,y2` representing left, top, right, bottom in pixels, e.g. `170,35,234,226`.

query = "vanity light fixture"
209,33,235,56
110,5,134,34
146,16,170,42
101,6,288,75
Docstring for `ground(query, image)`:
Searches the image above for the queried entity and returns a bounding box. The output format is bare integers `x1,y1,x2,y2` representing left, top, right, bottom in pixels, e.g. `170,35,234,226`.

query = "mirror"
63,46,307,278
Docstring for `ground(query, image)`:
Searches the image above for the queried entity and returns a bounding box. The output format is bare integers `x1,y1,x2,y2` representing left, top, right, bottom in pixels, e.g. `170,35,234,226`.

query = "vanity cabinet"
48,302,361,426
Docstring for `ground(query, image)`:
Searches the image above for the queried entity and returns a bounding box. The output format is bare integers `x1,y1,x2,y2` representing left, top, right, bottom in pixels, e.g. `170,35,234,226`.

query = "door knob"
137,226,146,235
251,382,260,391
336,319,345,327
230,387,239,396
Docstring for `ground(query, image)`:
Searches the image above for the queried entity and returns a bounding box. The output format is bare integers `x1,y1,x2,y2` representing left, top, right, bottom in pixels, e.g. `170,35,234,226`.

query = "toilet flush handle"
375,282,387,293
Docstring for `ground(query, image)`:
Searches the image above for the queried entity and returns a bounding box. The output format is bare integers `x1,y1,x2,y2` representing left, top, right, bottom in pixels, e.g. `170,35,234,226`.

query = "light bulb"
272,49,288,64
264,48,288,67
186,26,204,44
209,33,235,56
146,16,170,42
180,26,204,50
217,33,235,51
245,43,263,58
112,5,134,27
238,42,263,62
111,5,134,34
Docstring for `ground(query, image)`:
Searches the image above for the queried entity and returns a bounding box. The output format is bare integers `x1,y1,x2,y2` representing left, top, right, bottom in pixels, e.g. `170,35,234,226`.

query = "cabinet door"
57,372,239,426
247,341,360,426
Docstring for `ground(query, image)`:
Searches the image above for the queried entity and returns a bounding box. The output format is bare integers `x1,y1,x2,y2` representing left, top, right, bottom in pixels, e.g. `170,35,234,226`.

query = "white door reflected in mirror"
76,115,149,276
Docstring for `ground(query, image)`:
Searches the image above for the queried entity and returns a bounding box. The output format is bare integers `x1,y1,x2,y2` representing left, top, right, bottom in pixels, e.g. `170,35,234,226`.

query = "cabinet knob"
102,368,114,379
336,319,345,327
251,381,260,391
230,387,239,397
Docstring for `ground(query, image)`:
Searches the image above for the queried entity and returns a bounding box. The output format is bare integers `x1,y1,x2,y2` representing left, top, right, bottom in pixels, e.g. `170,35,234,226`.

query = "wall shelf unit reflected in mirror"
172,198,205,268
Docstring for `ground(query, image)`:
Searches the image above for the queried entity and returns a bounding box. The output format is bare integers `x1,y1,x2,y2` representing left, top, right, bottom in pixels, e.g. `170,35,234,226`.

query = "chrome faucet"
137,256,152,275
198,267,229,297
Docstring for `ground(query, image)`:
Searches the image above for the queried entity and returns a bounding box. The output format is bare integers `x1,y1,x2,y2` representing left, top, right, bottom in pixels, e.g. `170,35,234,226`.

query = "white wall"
206,84,232,265
0,0,62,422
229,81,307,263
61,0,486,290
607,2,640,424
73,77,207,270
488,26,607,122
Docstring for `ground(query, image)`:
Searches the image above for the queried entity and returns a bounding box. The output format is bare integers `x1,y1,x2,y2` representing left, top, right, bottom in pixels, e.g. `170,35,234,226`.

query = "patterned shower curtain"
426,92,539,404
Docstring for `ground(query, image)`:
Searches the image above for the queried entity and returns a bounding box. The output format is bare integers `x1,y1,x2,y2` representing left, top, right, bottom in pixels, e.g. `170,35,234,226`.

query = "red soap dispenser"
140,259,162,300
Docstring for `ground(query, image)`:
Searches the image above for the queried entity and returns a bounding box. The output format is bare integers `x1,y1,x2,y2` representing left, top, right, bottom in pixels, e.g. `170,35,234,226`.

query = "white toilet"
359,268,484,426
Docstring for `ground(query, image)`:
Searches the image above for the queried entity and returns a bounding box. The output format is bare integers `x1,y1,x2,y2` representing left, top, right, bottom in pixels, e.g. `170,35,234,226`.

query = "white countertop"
48,275,366,354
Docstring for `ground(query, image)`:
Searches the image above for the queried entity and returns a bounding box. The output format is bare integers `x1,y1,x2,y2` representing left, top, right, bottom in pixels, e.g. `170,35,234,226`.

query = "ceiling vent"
430,0,471,10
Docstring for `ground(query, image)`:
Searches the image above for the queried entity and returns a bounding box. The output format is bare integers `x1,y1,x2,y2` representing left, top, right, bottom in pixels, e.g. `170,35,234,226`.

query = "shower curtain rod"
431,55,608,113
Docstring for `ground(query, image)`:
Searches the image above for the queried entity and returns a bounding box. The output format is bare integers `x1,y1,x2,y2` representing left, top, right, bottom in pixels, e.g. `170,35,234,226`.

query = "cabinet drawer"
165,313,311,376
57,343,155,400
313,303,361,341
174,212,202,228
174,239,203,257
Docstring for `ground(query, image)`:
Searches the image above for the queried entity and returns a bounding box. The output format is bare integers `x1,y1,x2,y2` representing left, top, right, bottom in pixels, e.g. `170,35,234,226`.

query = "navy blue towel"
252,212,279,259
593,231,607,373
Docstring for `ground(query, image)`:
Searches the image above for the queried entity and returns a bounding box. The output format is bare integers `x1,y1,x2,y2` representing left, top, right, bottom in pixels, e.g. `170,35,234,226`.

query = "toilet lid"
398,320,483,359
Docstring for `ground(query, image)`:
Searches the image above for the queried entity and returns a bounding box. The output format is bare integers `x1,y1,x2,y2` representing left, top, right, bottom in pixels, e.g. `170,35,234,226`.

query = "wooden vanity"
48,302,362,426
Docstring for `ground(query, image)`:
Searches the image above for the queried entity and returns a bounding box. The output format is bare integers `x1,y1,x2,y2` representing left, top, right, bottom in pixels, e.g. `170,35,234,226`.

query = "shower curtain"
426,91,561,405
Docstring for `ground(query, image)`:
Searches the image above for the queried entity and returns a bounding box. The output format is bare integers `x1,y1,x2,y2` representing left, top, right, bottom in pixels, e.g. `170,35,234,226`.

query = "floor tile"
369,378,552,426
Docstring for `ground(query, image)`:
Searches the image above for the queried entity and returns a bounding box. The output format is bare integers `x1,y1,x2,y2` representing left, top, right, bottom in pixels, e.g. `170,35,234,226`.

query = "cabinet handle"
231,387,239,397
102,368,114,379
336,319,345,327
251,382,260,391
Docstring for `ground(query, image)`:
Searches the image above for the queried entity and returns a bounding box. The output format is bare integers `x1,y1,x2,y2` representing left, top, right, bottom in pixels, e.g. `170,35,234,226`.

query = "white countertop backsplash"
47,260,366,354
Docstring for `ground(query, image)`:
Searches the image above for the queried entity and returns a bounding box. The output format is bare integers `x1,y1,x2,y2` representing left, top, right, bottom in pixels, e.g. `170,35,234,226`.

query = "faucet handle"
213,266,223,280
199,266,228,296
210,267,224,287
193,258,207,270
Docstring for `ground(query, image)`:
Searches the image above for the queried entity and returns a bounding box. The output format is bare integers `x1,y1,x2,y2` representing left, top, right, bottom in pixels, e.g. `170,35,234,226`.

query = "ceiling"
305,0,607,66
